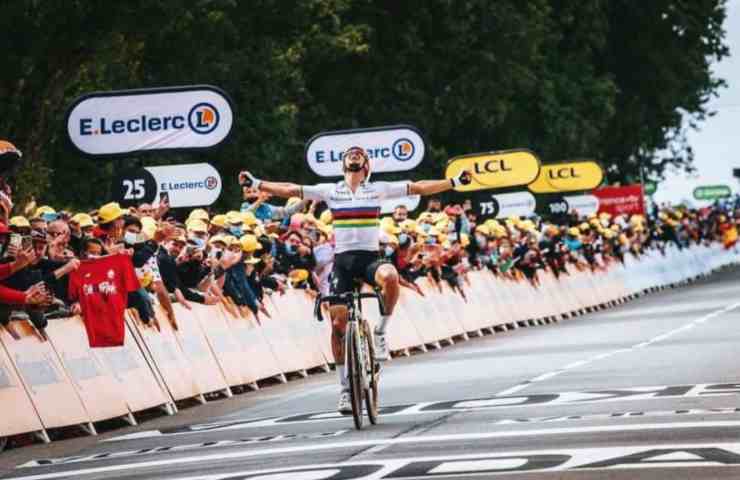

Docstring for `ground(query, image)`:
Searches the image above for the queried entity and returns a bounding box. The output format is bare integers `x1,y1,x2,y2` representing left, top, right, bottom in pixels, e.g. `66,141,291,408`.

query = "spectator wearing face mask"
177,220,213,292
274,230,317,276
156,233,208,313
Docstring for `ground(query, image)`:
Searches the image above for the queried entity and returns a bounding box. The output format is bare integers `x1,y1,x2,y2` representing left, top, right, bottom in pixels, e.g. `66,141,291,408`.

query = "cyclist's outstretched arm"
408,169,472,196
239,170,302,199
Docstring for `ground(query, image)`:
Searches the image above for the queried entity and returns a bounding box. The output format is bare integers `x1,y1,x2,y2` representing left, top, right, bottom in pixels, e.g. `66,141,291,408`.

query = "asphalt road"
3,266,740,479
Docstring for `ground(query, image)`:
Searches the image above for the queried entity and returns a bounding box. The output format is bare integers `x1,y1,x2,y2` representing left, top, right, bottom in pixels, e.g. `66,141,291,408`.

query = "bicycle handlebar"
314,290,386,322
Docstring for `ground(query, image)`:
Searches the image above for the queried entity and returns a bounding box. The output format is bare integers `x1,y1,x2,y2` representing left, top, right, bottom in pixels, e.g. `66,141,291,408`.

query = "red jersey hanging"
69,254,139,347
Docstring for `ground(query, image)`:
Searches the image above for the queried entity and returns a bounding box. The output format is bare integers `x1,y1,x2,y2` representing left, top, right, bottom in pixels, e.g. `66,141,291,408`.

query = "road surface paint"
9,423,740,480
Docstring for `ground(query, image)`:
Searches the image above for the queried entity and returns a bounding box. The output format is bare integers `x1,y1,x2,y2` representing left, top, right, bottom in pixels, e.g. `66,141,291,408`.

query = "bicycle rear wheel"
362,320,379,425
346,322,364,430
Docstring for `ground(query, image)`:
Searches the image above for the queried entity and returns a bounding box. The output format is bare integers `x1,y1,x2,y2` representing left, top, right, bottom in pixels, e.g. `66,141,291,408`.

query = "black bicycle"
315,284,385,429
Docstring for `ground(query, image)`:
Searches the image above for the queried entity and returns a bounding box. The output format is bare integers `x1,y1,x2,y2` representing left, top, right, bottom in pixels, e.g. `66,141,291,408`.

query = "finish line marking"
103,381,740,440
166,442,740,479
496,300,740,396
10,436,740,480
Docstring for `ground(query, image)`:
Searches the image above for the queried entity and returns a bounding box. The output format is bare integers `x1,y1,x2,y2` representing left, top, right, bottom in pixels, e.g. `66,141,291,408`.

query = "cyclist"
240,146,471,413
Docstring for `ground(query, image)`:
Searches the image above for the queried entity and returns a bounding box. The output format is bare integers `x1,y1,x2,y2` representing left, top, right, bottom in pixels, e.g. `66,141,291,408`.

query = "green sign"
693,185,731,201
644,182,657,195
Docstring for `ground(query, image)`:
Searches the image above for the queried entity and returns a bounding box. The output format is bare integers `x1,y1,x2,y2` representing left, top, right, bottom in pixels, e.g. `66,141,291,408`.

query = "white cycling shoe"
374,330,390,362
337,391,352,415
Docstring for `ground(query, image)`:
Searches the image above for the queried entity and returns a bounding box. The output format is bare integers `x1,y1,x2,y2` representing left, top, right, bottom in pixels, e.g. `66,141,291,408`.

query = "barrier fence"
0,244,737,445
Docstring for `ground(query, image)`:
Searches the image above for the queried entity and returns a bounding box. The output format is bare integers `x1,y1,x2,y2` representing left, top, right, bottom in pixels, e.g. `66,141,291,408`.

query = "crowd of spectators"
0,141,738,340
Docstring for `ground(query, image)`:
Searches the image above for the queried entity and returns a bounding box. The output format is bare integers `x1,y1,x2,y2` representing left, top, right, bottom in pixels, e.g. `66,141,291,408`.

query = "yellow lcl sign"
528,160,604,193
445,149,541,192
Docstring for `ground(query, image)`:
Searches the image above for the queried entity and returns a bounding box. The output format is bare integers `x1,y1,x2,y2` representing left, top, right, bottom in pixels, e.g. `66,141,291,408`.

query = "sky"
654,0,740,205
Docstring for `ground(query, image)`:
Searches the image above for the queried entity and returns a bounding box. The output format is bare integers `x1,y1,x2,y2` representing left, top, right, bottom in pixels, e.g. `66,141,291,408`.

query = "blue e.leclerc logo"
188,103,220,135
392,138,415,161
78,103,221,137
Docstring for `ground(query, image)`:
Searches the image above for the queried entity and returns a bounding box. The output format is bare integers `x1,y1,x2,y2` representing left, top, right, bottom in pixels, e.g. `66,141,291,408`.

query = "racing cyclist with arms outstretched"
240,147,471,413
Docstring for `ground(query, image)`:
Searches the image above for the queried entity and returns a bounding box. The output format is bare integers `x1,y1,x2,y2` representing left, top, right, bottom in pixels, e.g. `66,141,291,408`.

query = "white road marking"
493,407,740,425
8,422,740,480
493,383,530,396
163,442,740,479
104,382,740,438
495,300,740,393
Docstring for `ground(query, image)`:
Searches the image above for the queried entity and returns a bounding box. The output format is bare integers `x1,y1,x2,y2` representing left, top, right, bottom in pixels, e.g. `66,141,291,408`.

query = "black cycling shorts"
330,251,389,300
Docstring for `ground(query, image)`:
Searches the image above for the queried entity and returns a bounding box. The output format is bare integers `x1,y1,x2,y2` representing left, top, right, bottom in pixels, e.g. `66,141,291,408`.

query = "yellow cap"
484,219,500,230
225,211,242,225
568,227,580,236
70,213,94,228
320,210,333,225
244,256,261,265
579,222,590,232
187,219,208,234
9,216,30,228
188,208,210,223
240,234,263,253
209,234,228,246
32,205,57,221
417,212,434,222
210,214,227,228
98,202,126,224
431,212,449,224
289,268,309,285
222,235,239,246
475,224,490,236
240,211,258,227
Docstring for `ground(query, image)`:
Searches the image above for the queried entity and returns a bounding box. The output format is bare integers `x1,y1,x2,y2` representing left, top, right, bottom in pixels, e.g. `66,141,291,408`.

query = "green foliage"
0,0,729,211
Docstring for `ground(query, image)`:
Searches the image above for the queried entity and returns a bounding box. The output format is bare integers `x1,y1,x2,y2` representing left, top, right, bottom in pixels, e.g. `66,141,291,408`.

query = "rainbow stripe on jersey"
332,206,381,229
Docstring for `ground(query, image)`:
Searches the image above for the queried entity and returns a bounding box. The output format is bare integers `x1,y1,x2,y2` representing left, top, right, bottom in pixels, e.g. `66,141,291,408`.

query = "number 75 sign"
111,163,222,208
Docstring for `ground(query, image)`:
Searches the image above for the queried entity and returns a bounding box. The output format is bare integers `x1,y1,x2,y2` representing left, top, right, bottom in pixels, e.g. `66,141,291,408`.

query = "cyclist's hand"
451,169,473,188
239,170,261,190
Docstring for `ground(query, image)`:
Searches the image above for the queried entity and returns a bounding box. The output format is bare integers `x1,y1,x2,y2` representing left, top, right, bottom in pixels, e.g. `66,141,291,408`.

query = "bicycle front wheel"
362,320,379,425
346,322,364,430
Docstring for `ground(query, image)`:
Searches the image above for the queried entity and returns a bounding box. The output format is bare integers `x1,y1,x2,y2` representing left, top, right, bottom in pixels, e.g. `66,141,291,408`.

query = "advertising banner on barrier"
305,125,425,177
66,85,234,157
564,194,600,216
594,184,645,216
535,193,569,218
111,163,221,208
445,150,541,192
472,191,536,219
380,194,421,214
528,160,604,193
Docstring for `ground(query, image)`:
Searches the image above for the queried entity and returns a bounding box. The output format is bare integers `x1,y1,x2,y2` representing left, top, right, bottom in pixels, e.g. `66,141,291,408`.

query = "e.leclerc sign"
112,163,222,208
66,85,234,157
305,125,425,177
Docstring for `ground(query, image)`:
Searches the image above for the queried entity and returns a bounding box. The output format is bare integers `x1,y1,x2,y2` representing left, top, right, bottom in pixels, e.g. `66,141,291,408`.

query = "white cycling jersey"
302,180,410,254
